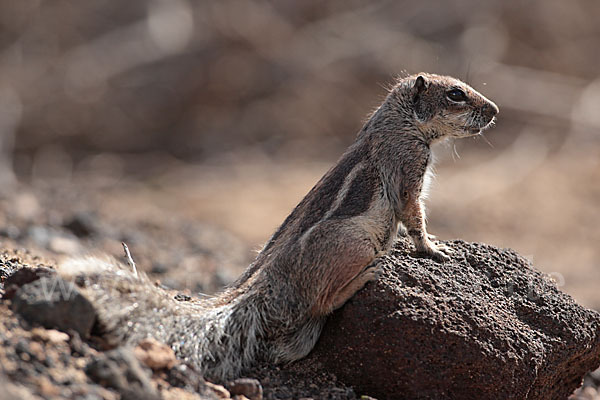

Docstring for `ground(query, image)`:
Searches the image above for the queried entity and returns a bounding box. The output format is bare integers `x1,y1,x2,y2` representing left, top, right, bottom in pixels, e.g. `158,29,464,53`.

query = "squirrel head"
395,73,499,142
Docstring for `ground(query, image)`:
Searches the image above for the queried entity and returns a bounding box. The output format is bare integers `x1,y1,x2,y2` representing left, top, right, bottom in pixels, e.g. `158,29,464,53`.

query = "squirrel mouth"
467,118,494,135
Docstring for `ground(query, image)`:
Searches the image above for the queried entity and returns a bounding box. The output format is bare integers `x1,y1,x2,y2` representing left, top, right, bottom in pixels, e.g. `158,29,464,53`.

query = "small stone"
205,381,230,399
227,378,263,400
28,341,45,361
134,338,178,370
160,387,202,400
11,276,96,338
37,375,60,397
69,331,94,356
166,363,205,392
86,347,159,400
31,327,70,344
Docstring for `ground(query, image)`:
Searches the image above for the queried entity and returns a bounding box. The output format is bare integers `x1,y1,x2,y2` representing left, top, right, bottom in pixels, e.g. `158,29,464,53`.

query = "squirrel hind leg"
272,316,326,364
302,222,378,317
329,262,382,312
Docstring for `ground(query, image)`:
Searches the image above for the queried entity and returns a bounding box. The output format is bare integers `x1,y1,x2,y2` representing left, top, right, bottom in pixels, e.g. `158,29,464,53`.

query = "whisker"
478,132,494,148
452,142,461,160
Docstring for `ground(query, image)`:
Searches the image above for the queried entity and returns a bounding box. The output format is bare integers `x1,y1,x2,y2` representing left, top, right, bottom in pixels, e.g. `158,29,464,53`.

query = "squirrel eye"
447,89,467,102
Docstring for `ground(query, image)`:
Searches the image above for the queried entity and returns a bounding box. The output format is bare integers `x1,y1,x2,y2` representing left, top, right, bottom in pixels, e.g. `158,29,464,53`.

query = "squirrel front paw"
417,239,453,262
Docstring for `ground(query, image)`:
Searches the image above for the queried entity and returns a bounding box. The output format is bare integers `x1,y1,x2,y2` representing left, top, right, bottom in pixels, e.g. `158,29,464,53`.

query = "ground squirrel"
59,73,498,381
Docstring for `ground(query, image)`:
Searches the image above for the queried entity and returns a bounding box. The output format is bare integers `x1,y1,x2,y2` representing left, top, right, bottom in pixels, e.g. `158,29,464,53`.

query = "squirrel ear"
412,75,431,122
413,75,428,94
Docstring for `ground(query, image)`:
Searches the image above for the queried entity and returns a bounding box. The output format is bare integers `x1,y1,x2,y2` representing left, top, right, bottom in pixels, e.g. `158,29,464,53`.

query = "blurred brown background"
0,1,599,307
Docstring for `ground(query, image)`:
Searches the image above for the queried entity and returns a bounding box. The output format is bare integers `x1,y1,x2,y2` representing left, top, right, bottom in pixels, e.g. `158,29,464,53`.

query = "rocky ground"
0,180,599,400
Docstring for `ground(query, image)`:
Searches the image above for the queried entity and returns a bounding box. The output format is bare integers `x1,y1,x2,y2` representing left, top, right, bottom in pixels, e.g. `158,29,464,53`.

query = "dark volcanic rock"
11,276,96,338
310,239,600,400
3,267,56,299
86,347,159,400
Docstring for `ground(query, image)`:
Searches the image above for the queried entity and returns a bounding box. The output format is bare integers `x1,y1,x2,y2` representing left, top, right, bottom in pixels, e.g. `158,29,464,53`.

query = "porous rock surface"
309,239,600,400
11,274,96,338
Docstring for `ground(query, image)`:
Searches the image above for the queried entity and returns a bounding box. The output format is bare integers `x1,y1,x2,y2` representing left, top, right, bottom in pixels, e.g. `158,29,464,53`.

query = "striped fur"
59,73,498,382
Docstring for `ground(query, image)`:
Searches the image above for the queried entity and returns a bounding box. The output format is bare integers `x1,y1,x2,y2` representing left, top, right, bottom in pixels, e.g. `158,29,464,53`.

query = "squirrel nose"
483,102,499,119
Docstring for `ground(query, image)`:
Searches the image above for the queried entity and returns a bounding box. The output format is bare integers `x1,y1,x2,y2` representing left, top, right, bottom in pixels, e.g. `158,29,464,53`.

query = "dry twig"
121,242,138,277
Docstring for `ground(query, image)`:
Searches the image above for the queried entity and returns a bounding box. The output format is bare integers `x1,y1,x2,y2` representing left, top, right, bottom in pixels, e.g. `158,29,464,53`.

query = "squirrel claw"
397,224,408,237
362,263,383,281
417,241,452,263
430,248,451,263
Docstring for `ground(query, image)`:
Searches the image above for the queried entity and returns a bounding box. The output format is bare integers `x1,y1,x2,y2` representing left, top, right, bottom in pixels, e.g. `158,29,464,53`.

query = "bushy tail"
59,256,264,381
